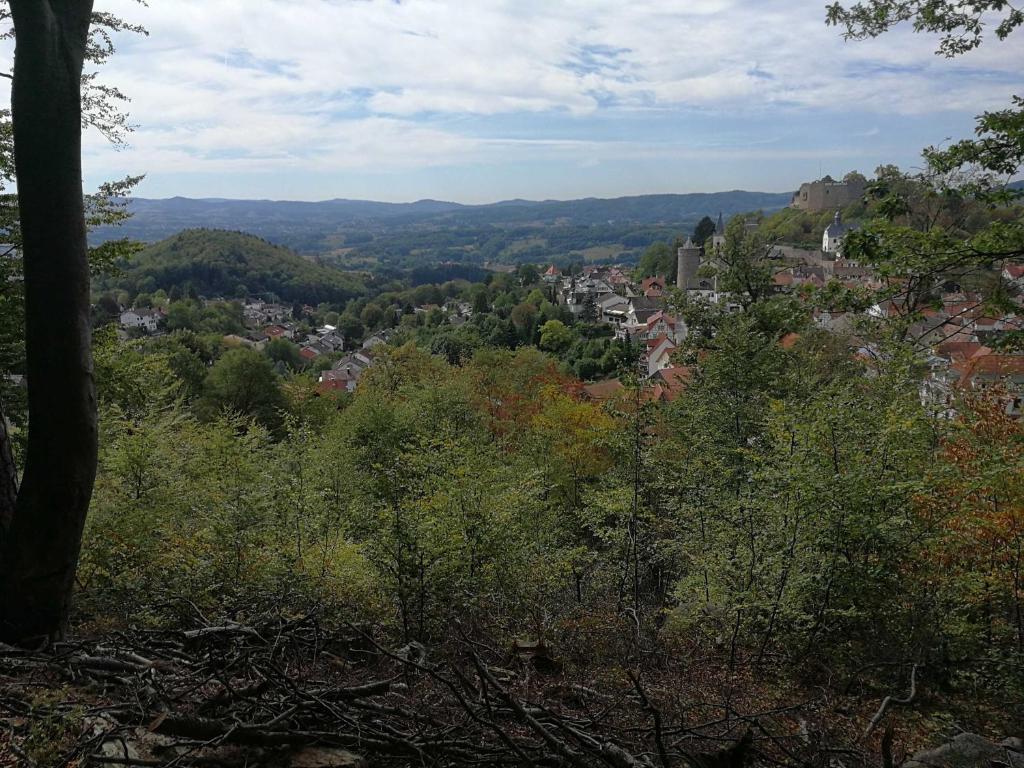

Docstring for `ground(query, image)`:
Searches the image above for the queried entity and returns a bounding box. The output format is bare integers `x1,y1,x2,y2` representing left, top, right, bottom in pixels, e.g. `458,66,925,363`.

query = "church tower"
822,209,848,256
676,236,702,290
711,211,726,252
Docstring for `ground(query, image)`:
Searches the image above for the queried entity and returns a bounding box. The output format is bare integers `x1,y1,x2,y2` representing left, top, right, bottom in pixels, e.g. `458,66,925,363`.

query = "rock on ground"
903,733,1024,768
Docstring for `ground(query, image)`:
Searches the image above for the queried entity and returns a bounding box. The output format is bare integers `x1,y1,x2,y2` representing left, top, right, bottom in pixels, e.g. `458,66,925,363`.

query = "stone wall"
791,177,866,211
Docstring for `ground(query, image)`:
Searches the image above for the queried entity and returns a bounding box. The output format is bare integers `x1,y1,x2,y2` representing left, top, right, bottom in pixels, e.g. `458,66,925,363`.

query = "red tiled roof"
936,341,983,363
646,311,679,329
641,276,666,290
1004,264,1024,279
651,366,692,401
955,350,1024,386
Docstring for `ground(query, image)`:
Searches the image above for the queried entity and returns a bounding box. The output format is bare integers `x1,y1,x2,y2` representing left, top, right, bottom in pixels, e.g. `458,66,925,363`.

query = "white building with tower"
822,210,849,257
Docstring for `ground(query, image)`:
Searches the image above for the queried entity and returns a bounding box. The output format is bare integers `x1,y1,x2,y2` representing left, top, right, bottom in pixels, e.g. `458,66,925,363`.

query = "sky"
10,0,1024,203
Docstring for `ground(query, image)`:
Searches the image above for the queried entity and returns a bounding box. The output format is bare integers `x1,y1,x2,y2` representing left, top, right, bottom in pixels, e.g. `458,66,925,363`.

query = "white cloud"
5,0,1022,197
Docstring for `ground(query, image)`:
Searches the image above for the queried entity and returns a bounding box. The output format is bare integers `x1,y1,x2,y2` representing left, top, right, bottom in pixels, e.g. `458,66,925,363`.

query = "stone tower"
676,236,702,290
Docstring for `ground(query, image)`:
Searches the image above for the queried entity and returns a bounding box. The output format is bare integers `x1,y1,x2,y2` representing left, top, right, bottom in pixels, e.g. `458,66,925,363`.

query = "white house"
599,294,630,325
645,311,687,344
119,308,161,333
644,336,677,378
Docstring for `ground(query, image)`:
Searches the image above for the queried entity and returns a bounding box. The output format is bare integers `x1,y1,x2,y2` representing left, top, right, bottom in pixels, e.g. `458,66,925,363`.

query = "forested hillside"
37,168,1024,761
89,191,793,268
99,228,366,304
63,284,1023,762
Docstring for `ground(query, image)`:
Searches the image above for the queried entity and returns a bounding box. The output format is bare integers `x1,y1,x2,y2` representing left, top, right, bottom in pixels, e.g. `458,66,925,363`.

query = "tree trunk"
0,402,18,530
0,0,97,644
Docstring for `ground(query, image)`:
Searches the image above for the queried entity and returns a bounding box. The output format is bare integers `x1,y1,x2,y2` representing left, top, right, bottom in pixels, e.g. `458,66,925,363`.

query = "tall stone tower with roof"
676,236,702,290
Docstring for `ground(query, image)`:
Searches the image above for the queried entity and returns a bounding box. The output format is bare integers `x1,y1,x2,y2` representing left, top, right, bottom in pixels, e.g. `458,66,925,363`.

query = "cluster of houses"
316,329,396,393
913,273,1024,417
114,290,454,396
110,207,1024,415
543,264,690,403
923,340,1024,418
236,298,401,392
556,212,1024,417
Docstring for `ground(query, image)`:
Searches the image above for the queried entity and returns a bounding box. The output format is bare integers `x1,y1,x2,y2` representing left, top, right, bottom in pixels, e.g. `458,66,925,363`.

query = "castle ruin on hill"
791,174,866,211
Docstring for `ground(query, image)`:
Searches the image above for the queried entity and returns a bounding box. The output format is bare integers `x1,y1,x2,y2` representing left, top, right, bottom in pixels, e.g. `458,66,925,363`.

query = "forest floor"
0,609,1016,767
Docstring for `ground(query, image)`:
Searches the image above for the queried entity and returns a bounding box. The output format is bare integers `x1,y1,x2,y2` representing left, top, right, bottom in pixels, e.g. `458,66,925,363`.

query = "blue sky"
42,1,1024,202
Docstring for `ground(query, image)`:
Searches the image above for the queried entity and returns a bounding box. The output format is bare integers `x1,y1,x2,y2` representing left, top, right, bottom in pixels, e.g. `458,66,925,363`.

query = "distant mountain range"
92,191,795,255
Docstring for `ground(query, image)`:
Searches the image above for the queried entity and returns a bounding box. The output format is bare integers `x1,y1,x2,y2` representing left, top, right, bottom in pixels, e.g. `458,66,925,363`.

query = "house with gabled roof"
362,328,397,349
642,335,676,378
263,324,294,340
822,210,850,256
318,368,358,393
627,296,664,325
649,366,692,402
299,344,326,362
641,275,667,298
645,311,687,344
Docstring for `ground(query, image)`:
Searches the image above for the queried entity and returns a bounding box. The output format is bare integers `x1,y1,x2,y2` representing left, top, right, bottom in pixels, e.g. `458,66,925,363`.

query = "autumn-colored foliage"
916,392,1024,657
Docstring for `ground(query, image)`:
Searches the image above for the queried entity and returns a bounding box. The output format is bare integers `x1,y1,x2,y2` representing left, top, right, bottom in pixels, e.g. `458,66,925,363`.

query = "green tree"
825,0,1024,351
165,300,200,332
151,333,208,399
265,337,304,371
510,301,538,343
526,288,547,307
336,312,364,342
636,241,673,278
711,216,776,310
360,303,385,330
471,287,490,315
826,0,1022,56
429,326,483,365
198,347,287,434
426,306,444,327
94,293,120,324
693,215,716,247
579,292,599,323
517,263,540,285
538,319,574,353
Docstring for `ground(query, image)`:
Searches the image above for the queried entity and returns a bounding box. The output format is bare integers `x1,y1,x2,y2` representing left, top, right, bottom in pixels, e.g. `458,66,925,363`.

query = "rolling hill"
102,229,366,304
91,191,795,255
